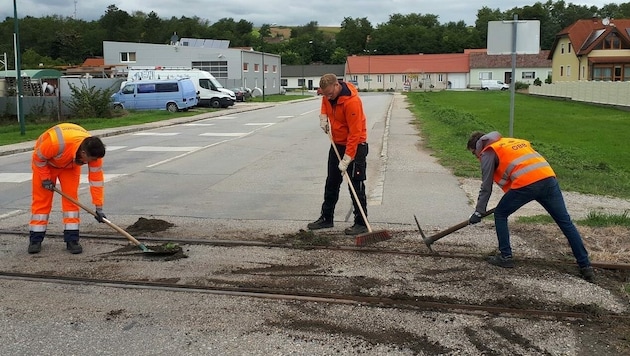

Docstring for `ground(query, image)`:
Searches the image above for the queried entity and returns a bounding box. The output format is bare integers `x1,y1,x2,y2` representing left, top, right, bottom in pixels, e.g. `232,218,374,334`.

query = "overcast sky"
3,1,612,27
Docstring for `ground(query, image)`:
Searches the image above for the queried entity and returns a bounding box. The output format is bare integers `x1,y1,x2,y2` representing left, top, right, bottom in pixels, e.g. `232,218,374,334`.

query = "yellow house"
548,17,630,82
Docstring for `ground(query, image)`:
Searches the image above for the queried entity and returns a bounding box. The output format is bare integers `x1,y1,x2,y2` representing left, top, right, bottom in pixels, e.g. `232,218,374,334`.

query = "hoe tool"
414,208,496,253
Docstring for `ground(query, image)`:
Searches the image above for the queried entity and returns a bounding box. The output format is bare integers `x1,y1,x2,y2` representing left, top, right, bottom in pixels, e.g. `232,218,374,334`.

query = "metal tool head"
413,214,434,253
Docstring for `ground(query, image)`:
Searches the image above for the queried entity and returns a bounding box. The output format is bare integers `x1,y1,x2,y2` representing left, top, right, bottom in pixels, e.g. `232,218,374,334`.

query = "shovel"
415,208,496,253
52,187,178,255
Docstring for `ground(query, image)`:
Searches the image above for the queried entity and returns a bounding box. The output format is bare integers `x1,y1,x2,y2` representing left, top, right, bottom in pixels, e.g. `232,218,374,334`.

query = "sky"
2,1,613,27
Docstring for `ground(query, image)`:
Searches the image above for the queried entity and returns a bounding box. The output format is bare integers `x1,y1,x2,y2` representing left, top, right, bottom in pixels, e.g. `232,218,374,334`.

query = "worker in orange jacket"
467,131,594,281
29,123,107,254
307,73,369,235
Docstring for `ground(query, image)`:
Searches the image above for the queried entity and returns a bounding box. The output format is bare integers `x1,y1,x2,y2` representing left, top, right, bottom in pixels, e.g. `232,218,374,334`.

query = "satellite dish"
602,17,610,26
251,87,263,97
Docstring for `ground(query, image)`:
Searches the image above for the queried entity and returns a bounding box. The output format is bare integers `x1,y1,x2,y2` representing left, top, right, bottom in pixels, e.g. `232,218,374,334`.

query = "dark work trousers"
320,142,368,225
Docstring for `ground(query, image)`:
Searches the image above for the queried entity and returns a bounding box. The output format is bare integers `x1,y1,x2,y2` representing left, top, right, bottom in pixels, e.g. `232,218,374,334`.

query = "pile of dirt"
126,217,175,234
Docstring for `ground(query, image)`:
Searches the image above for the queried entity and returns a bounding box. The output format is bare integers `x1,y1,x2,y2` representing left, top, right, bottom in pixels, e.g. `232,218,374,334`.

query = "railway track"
2,229,628,271
1,229,629,322
1,270,627,322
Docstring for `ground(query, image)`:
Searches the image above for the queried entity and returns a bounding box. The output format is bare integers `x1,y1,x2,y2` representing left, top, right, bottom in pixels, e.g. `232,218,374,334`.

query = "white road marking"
133,132,179,136
0,173,126,184
277,116,293,119
199,133,247,137
244,123,274,126
0,210,23,220
105,146,127,151
212,116,237,120
184,123,215,126
128,146,202,152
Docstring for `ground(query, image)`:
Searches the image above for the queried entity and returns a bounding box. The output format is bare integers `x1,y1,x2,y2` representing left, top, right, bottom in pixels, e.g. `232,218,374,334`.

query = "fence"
0,77,123,118
528,81,630,108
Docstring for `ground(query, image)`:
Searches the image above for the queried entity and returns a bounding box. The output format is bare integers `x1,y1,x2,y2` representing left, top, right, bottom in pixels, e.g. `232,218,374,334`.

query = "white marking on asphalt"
245,123,274,126
128,146,202,152
133,132,179,136
184,123,215,126
199,133,247,137
0,173,31,183
277,116,293,118
212,116,237,120
105,146,127,151
0,210,23,220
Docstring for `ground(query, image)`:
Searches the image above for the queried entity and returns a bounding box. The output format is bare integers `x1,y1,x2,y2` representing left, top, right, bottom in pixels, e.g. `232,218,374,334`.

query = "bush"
66,83,117,119
515,81,530,90
533,77,542,86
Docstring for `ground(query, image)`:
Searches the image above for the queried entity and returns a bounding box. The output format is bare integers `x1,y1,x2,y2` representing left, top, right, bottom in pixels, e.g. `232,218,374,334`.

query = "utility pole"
13,0,25,135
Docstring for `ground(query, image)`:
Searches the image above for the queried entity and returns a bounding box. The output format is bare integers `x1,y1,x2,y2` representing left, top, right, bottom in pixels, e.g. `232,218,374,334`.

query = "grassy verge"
406,91,630,199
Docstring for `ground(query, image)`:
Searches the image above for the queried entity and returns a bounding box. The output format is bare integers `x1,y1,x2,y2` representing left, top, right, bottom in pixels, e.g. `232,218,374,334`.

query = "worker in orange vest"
29,123,107,254
467,131,594,281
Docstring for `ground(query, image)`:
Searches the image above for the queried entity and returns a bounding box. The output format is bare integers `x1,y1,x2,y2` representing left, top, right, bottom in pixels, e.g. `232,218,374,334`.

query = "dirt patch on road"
126,217,175,234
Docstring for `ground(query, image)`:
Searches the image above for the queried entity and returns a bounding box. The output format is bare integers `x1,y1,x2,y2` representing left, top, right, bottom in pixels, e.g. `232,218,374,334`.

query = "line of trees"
1,2,629,69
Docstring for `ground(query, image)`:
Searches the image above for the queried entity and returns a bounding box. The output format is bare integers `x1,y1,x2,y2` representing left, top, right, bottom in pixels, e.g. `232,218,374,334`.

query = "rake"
326,119,391,246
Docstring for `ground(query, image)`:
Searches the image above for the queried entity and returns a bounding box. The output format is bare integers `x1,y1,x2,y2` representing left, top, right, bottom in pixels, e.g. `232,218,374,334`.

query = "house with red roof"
548,17,630,82
344,53,470,90
469,50,552,88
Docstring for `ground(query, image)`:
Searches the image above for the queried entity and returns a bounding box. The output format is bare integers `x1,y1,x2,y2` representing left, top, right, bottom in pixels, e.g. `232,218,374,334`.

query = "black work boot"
344,223,368,236
64,230,83,254
28,231,45,254
307,216,334,230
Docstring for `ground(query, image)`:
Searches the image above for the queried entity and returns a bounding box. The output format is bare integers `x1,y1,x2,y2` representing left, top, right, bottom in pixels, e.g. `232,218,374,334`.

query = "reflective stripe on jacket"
484,138,555,192
320,82,367,159
32,123,104,206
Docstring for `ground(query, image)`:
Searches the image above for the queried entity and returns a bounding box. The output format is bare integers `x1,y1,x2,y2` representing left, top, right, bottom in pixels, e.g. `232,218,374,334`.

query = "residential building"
280,64,344,90
468,49,552,88
344,53,470,90
548,17,630,82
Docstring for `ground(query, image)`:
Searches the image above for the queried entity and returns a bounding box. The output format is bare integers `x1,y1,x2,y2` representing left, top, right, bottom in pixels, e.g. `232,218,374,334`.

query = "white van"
480,80,510,91
126,67,236,108
111,78,198,112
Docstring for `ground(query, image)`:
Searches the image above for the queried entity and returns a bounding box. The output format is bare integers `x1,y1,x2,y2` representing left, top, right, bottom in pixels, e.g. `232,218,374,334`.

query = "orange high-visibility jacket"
32,123,104,206
320,82,367,159
484,138,555,192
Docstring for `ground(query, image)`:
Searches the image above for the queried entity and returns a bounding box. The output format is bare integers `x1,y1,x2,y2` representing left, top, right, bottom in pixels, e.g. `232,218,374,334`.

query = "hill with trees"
0,2,629,69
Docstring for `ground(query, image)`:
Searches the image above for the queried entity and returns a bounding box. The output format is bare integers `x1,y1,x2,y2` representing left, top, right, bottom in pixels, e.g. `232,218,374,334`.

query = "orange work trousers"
30,163,81,233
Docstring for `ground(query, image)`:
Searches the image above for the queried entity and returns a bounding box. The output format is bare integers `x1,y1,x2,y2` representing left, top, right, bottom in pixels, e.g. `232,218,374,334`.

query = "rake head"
354,229,391,247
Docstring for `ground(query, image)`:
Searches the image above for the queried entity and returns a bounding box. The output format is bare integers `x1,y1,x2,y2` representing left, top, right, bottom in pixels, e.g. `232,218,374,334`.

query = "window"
254,64,260,72
281,79,287,86
121,84,135,94
137,84,156,93
272,65,277,73
561,44,565,54
592,64,630,81
389,75,394,82
377,75,382,83
479,72,492,80
568,43,572,53
560,66,564,77
601,33,622,49
243,63,249,71
120,52,136,63
567,66,571,77
438,74,444,82
522,71,535,79
298,78,305,86
155,82,179,92
263,64,268,73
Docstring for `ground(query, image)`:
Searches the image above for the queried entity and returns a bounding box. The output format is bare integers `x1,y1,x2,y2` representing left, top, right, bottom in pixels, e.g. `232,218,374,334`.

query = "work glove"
468,211,483,225
95,208,107,223
319,114,329,134
338,154,352,173
42,179,55,191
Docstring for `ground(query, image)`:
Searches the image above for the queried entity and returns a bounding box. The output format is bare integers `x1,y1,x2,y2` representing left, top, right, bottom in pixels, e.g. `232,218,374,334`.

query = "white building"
102,39,283,95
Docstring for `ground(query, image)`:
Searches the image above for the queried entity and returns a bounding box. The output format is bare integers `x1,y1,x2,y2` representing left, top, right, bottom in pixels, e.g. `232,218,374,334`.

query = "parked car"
231,87,252,102
111,78,198,112
480,80,510,91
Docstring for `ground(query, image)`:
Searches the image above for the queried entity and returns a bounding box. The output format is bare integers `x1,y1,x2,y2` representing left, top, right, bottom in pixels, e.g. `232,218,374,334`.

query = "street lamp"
301,41,313,96
261,51,265,102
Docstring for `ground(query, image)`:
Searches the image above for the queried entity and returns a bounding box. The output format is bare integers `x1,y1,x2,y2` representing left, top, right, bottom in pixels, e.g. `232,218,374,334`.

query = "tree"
335,17,373,55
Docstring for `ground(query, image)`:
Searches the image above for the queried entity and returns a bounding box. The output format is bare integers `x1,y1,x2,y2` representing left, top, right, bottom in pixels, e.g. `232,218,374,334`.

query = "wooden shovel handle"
52,187,143,247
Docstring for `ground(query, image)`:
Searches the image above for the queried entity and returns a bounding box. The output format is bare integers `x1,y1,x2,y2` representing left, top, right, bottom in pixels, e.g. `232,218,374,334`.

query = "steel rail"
0,271,627,321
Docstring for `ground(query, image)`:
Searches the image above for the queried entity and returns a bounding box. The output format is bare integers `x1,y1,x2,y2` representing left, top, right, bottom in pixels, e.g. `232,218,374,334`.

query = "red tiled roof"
82,58,104,66
345,53,469,75
469,50,551,68
549,18,630,58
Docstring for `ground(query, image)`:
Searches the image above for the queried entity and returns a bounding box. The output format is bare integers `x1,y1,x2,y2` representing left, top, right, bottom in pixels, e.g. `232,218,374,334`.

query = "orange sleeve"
342,98,367,159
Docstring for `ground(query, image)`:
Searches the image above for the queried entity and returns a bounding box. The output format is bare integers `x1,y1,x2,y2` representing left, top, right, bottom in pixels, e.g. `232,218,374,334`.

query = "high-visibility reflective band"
52,126,65,159
30,225,47,232
90,180,104,187
34,160,47,168
30,213,49,221
64,223,80,230
89,166,102,173
511,162,551,180
63,211,80,219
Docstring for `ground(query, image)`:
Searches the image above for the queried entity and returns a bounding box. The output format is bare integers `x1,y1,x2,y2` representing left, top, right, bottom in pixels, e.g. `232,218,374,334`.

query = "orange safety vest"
484,138,555,192
320,82,367,159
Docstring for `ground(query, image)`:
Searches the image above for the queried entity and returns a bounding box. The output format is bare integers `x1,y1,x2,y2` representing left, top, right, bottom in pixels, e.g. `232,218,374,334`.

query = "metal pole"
301,63,304,96
509,14,518,137
368,53,371,91
261,51,265,102
13,0,25,135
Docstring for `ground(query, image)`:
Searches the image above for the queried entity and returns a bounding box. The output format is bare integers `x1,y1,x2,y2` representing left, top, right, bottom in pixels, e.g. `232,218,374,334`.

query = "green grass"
248,94,312,103
516,211,630,227
406,91,630,198
0,108,216,146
